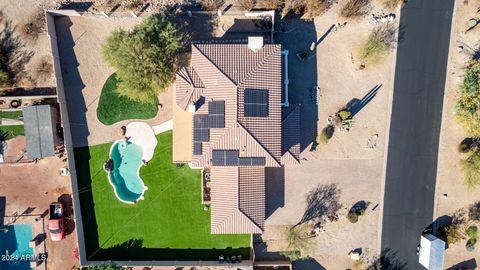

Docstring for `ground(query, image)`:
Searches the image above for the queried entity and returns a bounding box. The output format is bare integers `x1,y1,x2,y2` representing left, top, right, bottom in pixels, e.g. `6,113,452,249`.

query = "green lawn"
74,131,251,261
0,125,24,140
0,110,22,119
96,73,158,125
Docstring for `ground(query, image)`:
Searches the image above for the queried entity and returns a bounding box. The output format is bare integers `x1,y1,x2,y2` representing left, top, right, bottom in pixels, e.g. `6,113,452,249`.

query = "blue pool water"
109,140,146,203
0,224,34,270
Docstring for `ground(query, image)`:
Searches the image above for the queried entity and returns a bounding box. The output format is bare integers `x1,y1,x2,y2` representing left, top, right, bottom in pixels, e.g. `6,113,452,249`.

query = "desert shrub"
198,0,224,11
35,58,53,83
338,110,352,121
460,149,480,189
283,0,335,18
347,211,358,223
469,201,480,221
466,225,478,240
123,0,143,10
22,10,45,41
260,0,284,10
382,0,403,9
340,0,371,18
238,0,256,10
281,225,312,260
102,15,181,103
444,223,463,244
466,238,477,251
360,23,397,64
456,60,480,137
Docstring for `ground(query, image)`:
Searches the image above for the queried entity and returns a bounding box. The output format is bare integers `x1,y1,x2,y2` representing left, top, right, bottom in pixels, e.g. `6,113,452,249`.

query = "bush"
360,24,397,64
444,223,463,245
459,138,476,153
340,0,371,18
338,110,352,121
316,125,334,145
469,201,480,221
456,60,480,137
382,0,403,9
0,68,10,88
198,0,224,11
22,10,45,41
466,225,478,240
466,238,476,252
238,0,256,10
102,15,181,103
35,58,53,83
283,0,335,18
260,0,283,10
281,225,312,260
460,149,480,189
347,211,358,223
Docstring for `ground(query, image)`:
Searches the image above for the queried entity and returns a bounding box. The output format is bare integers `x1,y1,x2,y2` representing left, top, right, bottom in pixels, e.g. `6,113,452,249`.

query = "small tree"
280,224,313,260
444,223,463,245
466,225,478,240
460,149,480,189
102,15,181,103
340,0,371,18
469,201,480,221
360,24,397,64
456,60,480,138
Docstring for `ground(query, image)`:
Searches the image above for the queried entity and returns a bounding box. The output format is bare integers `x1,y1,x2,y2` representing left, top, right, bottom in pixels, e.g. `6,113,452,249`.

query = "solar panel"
193,142,202,155
225,150,239,165
238,157,252,166
212,150,225,166
208,101,225,115
244,89,268,117
211,150,266,166
251,157,266,166
193,128,209,142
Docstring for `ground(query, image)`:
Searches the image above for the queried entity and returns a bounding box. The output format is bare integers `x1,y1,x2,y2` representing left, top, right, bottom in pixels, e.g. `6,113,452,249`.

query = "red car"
48,202,65,241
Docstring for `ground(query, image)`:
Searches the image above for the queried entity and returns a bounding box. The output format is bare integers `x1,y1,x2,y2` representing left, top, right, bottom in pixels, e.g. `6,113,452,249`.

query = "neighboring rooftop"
22,105,57,159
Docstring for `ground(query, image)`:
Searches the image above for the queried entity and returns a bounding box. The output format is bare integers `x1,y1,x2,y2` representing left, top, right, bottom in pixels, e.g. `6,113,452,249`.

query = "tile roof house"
174,41,300,234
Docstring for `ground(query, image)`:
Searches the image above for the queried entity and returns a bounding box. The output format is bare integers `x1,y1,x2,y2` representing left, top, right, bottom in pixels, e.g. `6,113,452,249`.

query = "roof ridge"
237,45,280,87
177,67,193,86
236,121,281,167
193,44,236,87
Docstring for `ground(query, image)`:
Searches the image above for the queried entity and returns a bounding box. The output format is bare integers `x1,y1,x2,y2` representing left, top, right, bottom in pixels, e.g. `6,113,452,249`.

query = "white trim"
107,139,147,204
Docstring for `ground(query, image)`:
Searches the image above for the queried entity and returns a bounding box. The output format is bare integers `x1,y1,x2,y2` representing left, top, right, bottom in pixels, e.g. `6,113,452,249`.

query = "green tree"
102,15,181,103
460,149,480,189
456,60,480,137
444,223,463,245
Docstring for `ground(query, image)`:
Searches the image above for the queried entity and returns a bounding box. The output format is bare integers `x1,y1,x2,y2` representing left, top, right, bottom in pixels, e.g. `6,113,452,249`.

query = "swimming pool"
0,224,34,270
108,139,147,204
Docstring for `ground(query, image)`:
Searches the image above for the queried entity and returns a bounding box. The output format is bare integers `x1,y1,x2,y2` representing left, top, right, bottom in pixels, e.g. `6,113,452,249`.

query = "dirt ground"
435,0,480,268
0,157,78,269
0,0,56,87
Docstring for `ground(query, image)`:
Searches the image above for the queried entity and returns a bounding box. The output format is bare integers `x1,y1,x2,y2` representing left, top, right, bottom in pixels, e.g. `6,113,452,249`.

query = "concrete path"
152,119,173,135
0,118,24,126
380,0,454,268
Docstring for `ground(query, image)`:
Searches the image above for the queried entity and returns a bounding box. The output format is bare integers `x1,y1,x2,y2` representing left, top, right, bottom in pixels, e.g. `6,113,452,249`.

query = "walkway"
380,0,454,268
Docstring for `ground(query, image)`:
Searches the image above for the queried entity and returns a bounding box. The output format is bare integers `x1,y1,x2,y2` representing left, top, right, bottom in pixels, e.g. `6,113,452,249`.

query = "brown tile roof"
210,167,264,234
175,43,292,234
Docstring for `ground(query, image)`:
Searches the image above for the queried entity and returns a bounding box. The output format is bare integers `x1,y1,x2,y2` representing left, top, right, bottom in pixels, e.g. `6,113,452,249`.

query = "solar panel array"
193,101,225,155
244,89,268,117
211,150,266,166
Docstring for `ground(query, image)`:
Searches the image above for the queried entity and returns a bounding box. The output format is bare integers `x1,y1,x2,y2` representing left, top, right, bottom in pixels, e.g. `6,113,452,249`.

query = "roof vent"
248,36,263,52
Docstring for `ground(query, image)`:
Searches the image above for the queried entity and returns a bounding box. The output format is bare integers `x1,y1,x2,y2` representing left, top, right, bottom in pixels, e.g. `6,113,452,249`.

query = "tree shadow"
297,183,341,226
265,167,285,219
0,196,5,226
58,193,75,236
252,234,290,261
292,256,327,270
346,84,381,117
369,248,408,270
0,11,33,86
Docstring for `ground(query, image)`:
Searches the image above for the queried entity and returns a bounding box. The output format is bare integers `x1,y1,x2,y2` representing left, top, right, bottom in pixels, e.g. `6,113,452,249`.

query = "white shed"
419,234,445,270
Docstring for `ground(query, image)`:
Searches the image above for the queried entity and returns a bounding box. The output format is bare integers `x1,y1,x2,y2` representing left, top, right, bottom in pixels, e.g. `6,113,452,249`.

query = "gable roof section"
210,166,264,234
281,105,300,164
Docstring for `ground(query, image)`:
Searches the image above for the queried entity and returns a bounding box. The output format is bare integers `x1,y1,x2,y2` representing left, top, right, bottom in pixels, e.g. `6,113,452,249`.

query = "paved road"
381,0,454,268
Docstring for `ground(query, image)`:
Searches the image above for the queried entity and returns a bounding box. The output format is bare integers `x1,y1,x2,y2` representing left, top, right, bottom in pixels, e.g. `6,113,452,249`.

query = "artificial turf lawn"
74,131,251,260
96,73,158,125
0,110,22,119
0,125,24,140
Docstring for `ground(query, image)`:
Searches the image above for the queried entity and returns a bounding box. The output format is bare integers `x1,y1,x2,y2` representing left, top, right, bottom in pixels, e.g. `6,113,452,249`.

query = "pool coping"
107,139,148,204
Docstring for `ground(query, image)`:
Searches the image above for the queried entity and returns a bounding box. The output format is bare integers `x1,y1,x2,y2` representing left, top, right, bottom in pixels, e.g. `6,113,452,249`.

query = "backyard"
74,130,251,261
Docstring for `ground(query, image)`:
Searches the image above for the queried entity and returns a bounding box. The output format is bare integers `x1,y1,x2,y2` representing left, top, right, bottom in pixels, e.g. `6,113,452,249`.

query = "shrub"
198,0,224,11
340,0,371,18
466,225,478,240
347,211,358,223
360,24,397,64
0,69,10,88
260,0,283,10
35,58,53,83
22,10,45,41
283,0,335,18
238,0,256,10
459,138,476,153
469,201,480,221
281,225,312,260
102,15,181,103
456,60,480,138
444,223,463,245
466,238,476,252
316,125,334,145
338,110,352,121
87,263,122,270
382,0,403,9
460,149,480,189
